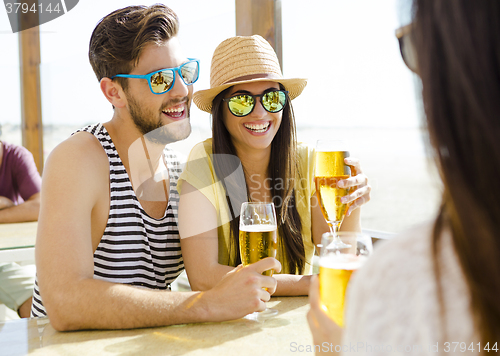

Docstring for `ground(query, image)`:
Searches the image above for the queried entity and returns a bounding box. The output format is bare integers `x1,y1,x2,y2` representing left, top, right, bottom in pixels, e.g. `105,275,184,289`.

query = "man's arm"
37,134,280,331
0,197,14,210
0,193,40,223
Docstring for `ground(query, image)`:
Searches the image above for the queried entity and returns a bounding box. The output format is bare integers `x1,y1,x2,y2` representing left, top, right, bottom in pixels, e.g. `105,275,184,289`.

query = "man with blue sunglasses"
32,4,280,331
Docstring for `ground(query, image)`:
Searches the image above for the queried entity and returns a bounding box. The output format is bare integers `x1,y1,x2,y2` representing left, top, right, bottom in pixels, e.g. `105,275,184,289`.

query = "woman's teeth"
244,122,270,133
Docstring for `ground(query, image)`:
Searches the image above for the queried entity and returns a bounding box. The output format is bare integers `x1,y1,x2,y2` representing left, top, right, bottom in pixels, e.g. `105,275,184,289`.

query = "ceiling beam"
235,0,283,71
18,3,44,174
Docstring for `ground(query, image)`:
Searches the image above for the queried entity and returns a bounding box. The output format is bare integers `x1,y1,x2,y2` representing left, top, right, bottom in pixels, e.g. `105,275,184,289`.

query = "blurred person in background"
0,123,40,317
0,124,41,223
308,0,500,353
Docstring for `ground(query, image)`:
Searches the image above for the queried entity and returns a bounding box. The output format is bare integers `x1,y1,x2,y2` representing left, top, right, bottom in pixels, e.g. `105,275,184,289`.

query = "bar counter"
0,221,37,263
1,297,312,355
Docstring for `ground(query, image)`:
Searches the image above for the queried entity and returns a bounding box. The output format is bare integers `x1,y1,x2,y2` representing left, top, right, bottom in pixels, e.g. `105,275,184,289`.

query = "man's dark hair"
89,4,179,91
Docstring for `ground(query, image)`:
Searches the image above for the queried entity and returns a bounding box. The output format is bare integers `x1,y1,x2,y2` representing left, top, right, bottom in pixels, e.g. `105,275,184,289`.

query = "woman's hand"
339,157,371,217
307,274,342,353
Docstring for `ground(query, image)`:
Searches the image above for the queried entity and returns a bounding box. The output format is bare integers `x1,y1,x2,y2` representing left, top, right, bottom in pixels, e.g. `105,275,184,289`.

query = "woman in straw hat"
177,35,371,295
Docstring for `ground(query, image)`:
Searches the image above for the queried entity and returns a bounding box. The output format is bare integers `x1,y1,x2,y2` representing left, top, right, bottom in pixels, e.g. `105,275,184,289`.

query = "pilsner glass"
319,231,372,327
239,202,278,319
314,140,351,247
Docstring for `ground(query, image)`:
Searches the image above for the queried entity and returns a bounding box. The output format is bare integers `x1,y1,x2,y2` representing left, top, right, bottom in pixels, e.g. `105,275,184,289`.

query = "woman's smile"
243,121,271,134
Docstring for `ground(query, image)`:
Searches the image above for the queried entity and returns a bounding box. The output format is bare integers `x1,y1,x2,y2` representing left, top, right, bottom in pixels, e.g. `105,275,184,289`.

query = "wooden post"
18,2,44,174
235,0,283,71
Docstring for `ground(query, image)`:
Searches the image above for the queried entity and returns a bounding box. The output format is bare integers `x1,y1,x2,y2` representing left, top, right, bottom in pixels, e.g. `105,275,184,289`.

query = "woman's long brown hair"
414,0,500,343
210,85,305,274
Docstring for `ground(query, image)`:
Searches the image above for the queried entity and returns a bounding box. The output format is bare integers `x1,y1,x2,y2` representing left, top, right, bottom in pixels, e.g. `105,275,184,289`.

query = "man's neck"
103,114,168,196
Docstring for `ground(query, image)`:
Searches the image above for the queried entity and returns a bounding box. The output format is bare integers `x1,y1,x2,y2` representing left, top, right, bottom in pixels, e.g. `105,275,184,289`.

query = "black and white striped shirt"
31,123,184,317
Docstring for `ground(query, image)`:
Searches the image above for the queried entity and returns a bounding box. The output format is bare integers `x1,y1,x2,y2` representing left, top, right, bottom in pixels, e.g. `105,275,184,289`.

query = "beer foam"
239,224,277,232
319,254,367,270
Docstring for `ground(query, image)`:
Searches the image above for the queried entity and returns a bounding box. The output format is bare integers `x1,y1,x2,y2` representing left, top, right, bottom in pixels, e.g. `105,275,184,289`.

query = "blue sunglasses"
111,58,200,95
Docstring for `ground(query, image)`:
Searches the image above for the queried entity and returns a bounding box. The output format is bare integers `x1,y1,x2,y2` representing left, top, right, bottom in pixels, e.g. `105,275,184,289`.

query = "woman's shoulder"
297,142,316,188
296,142,314,170
347,222,437,306
343,223,436,340
362,222,435,277
186,138,213,159
345,223,476,346
297,142,313,157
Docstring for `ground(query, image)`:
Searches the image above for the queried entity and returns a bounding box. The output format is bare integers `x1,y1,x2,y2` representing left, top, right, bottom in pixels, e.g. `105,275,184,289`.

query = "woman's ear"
100,77,127,108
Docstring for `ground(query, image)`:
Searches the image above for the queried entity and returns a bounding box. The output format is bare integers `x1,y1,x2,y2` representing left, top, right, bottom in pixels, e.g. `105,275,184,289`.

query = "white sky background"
0,0,418,129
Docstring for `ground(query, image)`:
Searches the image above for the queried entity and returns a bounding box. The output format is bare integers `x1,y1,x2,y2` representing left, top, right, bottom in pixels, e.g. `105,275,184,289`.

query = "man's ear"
100,77,127,108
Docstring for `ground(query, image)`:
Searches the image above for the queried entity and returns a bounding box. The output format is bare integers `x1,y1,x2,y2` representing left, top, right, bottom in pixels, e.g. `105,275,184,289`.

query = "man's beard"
127,94,192,145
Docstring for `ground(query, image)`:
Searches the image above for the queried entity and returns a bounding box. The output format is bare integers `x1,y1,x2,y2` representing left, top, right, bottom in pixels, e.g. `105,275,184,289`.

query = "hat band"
222,73,283,85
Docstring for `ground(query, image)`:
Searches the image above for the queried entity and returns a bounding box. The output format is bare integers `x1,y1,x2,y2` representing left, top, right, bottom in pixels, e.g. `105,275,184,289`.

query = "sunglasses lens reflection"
151,70,174,94
149,61,199,94
227,91,287,116
262,91,286,113
228,95,255,116
181,61,199,85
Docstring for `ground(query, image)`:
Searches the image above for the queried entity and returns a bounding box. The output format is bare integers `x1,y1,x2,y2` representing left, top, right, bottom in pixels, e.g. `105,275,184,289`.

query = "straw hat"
193,35,307,113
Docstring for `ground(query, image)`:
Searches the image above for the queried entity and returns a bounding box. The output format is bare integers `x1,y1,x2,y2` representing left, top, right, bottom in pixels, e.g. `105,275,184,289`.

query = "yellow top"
178,139,316,274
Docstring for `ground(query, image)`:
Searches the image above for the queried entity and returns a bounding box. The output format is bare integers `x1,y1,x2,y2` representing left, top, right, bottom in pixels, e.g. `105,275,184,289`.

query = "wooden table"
0,222,37,263
0,297,313,356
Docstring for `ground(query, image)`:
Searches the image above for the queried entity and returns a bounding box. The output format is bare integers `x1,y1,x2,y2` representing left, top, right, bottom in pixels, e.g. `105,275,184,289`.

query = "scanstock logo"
4,0,79,33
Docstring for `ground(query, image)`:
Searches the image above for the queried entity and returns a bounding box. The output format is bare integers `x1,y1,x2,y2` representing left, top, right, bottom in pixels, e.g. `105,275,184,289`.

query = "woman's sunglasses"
395,24,418,74
223,90,288,117
111,58,200,95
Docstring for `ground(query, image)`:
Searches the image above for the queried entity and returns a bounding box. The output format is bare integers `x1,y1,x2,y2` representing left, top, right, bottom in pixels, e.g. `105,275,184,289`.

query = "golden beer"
315,176,350,224
239,225,277,277
315,151,350,178
314,151,351,226
319,254,365,327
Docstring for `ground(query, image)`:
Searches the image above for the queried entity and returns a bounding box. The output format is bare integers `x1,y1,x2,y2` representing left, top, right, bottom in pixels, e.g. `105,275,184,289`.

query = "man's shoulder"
45,131,109,178
56,130,106,155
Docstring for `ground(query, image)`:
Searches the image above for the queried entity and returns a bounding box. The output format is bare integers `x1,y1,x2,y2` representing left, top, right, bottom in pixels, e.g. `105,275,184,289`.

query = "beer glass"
319,231,372,327
239,202,278,319
314,140,351,247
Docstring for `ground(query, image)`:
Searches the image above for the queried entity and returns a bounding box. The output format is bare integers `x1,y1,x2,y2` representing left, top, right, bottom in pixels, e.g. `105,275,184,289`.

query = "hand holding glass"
319,231,372,327
239,202,278,318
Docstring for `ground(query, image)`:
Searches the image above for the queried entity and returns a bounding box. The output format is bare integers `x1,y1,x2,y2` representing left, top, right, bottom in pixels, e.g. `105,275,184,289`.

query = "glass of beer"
239,202,278,319
319,231,372,327
314,140,351,247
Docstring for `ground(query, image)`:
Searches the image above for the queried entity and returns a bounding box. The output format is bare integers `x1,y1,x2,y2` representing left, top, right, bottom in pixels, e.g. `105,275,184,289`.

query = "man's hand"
0,196,14,210
200,257,281,321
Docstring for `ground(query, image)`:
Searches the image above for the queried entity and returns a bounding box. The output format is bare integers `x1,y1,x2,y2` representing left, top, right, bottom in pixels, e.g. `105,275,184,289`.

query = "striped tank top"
31,123,184,317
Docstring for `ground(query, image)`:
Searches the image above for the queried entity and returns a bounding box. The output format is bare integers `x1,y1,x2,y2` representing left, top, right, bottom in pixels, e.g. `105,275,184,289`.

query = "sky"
0,0,418,129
